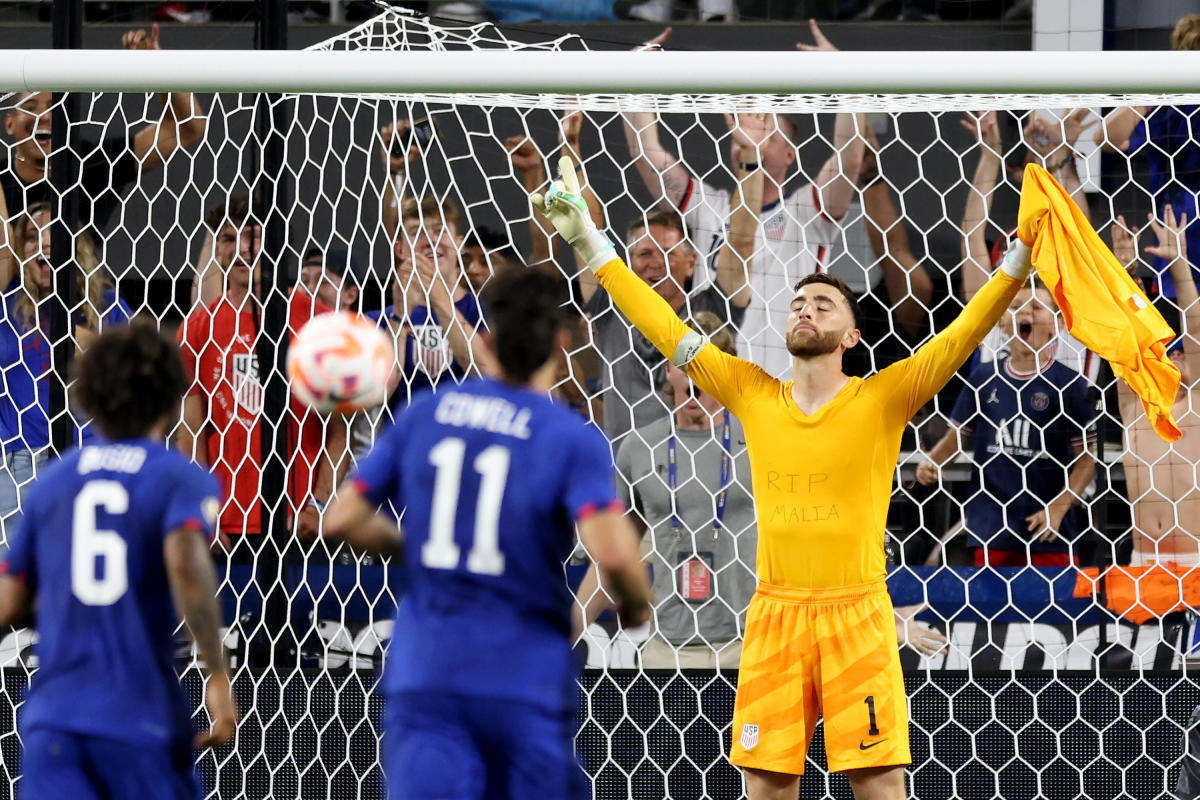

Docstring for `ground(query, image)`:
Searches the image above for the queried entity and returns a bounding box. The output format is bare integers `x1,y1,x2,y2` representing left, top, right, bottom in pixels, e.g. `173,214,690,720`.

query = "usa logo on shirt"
232,353,262,416
412,323,452,377
764,211,787,241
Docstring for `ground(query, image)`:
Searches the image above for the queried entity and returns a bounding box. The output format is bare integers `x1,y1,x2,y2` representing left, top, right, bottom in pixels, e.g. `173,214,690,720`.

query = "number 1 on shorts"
864,695,880,736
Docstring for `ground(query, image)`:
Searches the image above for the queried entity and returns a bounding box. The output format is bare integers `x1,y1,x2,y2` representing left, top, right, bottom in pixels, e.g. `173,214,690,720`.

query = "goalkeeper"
534,157,1030,799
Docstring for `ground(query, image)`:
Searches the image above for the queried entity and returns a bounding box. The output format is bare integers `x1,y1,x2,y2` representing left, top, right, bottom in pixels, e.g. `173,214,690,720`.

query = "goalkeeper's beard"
786,328,843,358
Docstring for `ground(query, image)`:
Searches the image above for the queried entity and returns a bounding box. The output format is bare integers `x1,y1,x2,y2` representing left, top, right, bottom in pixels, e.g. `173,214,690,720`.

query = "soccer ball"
288,311,395,414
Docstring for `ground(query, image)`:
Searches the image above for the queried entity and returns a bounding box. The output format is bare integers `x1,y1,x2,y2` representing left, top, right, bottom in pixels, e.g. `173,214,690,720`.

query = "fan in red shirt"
177,194,346,544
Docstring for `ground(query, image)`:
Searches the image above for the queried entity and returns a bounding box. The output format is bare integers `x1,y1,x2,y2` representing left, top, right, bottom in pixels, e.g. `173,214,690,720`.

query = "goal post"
1,9,1199,800
4,49,1200,95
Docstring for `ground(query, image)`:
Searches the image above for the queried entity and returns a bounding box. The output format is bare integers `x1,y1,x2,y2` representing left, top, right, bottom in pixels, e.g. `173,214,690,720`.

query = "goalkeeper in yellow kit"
534,157,1031,800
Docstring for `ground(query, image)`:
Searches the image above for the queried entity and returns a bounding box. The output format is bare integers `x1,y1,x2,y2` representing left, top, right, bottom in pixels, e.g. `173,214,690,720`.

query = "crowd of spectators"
3,14,1200,661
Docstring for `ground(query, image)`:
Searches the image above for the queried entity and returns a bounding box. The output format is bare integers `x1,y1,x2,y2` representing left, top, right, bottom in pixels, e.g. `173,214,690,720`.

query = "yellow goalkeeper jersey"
595,257,1023,588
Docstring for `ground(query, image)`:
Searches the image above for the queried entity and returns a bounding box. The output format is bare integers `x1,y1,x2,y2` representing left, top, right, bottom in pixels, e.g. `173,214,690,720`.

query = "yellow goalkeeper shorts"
729,580,911,775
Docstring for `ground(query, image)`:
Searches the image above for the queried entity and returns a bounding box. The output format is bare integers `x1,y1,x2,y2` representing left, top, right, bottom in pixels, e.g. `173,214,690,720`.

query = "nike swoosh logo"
859,740,886,750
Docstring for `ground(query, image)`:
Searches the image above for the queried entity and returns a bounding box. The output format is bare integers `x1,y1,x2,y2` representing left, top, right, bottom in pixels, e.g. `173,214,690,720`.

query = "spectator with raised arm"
378,117,424,245
622,20,864,378
176,194,346,547
1,24,205,231
370,195,491,413
840,126,933,377
1096,14,1200,302
1110,207,1200,566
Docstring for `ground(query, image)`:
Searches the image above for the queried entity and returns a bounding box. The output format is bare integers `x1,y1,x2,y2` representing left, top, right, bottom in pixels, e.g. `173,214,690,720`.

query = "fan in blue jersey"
326,269,651,800
918,283,1097,566
0,322,238,799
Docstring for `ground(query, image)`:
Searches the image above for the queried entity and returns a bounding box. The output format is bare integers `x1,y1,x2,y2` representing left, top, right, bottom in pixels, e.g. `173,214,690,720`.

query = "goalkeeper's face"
4,92,52,164
785,287,858,359
782,286,859,357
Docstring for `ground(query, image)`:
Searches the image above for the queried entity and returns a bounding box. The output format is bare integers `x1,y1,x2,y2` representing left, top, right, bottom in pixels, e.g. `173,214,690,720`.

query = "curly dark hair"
793,273,864,331
481,269,570,383
73,321,188,440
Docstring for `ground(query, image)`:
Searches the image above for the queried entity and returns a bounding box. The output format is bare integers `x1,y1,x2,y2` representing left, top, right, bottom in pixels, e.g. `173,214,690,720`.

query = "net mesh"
0,8,1198,800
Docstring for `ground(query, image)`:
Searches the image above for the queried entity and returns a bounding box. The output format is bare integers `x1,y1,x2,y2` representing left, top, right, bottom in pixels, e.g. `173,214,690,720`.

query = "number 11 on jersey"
422,437,509,576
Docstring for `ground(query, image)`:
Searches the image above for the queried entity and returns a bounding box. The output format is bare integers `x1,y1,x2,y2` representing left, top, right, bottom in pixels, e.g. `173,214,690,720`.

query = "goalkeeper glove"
1000,240,1034,281
531,156,616,273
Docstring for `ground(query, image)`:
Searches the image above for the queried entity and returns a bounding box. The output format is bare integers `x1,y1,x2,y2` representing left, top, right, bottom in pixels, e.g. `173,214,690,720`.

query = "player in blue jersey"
325,268,651,800
918,282,1097,566
0,322,238,799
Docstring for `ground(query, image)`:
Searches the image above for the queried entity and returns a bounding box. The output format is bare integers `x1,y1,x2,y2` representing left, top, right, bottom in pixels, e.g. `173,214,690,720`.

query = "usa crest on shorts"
740,723,759,750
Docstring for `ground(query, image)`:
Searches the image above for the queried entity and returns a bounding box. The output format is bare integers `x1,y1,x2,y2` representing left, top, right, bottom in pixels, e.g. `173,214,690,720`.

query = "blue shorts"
384,692,586,800
20,727,200,800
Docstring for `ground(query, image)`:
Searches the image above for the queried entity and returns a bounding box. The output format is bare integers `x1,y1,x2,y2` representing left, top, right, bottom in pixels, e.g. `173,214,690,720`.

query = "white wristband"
999,240,1034,281
574,229,616,274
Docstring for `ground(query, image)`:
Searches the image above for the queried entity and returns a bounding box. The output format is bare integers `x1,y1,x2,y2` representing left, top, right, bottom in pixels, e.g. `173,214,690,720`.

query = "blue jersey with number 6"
352,378,619,713
1,439,221,744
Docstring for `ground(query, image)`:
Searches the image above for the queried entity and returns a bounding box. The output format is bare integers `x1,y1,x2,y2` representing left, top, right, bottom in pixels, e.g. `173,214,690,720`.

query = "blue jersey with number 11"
352,378,619,713
0,439,220,745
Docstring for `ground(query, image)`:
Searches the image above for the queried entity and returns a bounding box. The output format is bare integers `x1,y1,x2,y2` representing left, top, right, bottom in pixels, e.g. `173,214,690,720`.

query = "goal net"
1,9,1199,800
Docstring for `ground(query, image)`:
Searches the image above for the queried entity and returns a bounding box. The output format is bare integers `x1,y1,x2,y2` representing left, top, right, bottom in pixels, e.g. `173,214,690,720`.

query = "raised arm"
560,110,609,305
164,526,238,748
1024,110,1092,223
506,136,554,268
715,113,768,308
860,130,932,339
1095,106,1147,153
959,111,1002,302
124,26,207,171
620,31,690,212
533,156,759,414
622,109,692,211
191,229,222,308
891,249,1029,418
379,119,420,243
797,20,863,221
1150,204,1200,384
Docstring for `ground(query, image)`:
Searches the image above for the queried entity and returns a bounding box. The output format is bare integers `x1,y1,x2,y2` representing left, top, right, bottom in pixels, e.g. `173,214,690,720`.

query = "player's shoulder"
145,441,219,484
23,452,80,509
